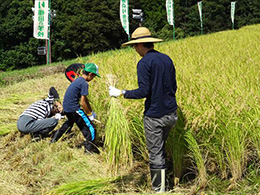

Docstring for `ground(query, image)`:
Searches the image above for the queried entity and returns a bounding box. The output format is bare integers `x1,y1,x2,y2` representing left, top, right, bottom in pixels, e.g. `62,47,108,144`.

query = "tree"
0,0,44,70
51,0,126,60
236,0,260,28
0,0,260,70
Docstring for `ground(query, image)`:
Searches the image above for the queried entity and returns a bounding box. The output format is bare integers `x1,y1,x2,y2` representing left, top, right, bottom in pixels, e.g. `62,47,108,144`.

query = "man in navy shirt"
51,63,101,154
109,27,178,192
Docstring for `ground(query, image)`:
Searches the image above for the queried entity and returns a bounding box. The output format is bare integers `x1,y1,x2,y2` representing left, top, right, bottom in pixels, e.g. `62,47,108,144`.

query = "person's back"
63,77,89,113
21,99,51,120
139,49,177,118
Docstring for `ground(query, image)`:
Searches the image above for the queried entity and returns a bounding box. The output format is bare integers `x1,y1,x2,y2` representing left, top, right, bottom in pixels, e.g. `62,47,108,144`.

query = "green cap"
84,63,101,78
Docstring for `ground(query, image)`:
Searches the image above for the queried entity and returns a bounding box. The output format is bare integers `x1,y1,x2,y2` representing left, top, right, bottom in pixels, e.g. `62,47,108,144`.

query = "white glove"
109,86,122,97
88,111,96,121
54,113,62,120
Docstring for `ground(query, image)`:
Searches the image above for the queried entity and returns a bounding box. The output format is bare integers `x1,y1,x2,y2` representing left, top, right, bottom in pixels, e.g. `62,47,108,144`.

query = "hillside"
0,24,259,195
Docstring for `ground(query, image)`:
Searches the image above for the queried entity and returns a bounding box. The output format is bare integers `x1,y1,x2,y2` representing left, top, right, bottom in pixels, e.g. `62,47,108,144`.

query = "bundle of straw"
50,177,121,195
104,74,133,174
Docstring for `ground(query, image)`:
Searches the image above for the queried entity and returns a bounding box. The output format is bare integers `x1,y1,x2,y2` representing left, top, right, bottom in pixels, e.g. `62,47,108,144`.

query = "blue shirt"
63,77,89,112
124,49,177,118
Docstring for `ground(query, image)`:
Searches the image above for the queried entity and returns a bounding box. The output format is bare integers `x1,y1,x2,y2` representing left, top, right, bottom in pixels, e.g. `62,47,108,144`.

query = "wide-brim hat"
122,27,163,46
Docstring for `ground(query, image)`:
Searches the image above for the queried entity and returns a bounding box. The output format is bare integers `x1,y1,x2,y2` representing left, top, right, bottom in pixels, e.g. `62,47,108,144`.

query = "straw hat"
122,27,163,46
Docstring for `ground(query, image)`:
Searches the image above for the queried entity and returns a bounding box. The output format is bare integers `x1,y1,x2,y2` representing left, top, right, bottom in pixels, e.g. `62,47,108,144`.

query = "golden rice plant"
104,74,133,174
127,109,148,161
166,109,188,181
185,130,207,189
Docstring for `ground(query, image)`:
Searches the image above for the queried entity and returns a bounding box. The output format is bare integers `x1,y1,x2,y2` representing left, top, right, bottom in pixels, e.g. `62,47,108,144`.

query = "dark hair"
49,87,60,100
82,70,91,75
143,42,154,49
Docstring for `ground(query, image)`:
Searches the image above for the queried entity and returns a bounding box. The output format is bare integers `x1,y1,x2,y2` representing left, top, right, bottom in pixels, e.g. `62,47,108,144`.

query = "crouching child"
17,87,63,141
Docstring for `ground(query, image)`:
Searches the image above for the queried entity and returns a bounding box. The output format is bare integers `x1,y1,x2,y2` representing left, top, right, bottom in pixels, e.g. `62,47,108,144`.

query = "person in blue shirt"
51,63,101,154
109,27,178,192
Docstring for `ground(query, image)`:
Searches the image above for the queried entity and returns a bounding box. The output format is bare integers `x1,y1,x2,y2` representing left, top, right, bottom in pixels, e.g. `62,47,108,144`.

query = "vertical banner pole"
172,0,175,40
46,0,49,65
46,40,48,65
47,0,51,65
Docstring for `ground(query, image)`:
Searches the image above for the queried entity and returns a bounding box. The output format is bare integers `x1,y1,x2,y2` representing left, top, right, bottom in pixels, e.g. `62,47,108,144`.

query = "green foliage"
140,0,167,31
236,0,260,28
0,39,43,71
51,0,125,60
203,0,230,33
0,0,32,48
1,0,260,70
0,0,46,70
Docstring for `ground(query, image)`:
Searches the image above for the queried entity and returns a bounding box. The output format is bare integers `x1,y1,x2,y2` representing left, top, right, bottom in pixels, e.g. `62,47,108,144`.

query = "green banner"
197,1,203,34
231,2,236,29
120,0,129,39
33,0,49,39
166,0,175,39
166,0,174,25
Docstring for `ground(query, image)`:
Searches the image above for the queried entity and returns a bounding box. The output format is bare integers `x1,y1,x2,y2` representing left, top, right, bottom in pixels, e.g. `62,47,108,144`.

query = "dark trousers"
144,111,178,169
57,109,96,142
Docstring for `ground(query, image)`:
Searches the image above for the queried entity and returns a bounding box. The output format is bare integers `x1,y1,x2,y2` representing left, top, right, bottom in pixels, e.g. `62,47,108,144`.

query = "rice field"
0,24,259,194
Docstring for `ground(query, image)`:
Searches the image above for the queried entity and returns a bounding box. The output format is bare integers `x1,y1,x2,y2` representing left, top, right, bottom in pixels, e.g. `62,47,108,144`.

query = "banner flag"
231,2,236,24
197,1,203,26
197,1,203,34
120,0,129,36
33,0,49,39
166,0,174,26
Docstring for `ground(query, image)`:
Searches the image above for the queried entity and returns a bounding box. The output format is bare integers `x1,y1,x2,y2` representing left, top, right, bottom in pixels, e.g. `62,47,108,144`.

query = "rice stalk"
104,74,133,174
166,109,188,180
222,121,248,183
185,130,207,189
128,109,148,161
48,177,121,195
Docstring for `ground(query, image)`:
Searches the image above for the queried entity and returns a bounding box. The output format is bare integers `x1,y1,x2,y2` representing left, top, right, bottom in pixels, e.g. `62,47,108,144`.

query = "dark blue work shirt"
63,77,89,112
124,49,177,118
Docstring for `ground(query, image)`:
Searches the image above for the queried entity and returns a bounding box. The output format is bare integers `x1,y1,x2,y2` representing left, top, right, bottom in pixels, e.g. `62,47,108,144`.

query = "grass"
0,24,259,194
